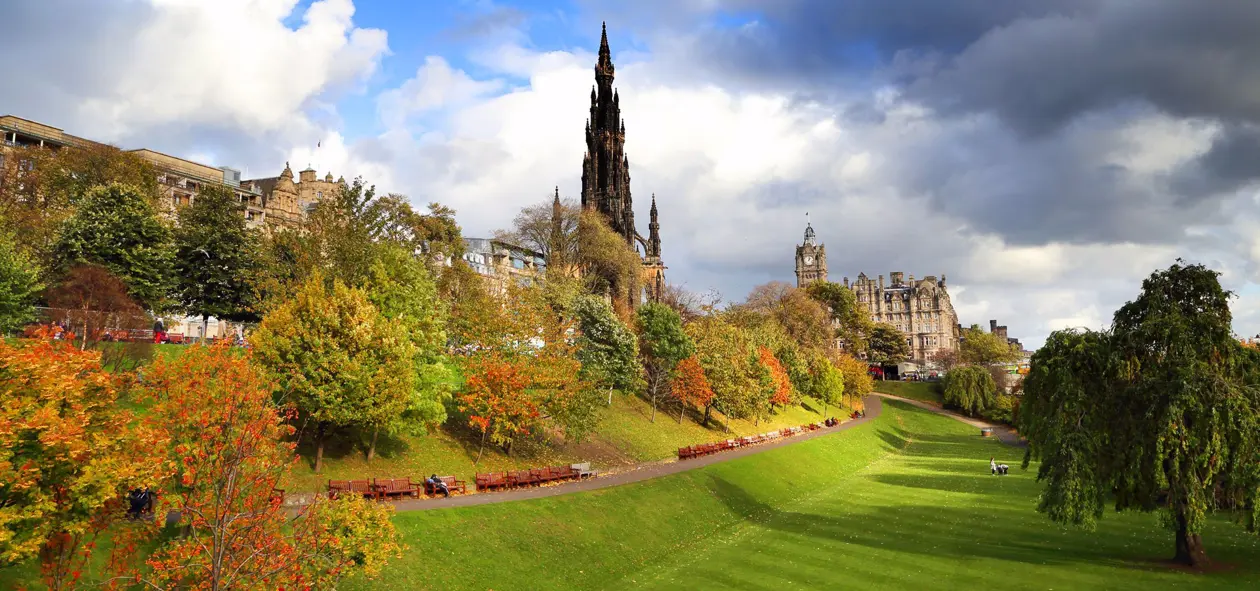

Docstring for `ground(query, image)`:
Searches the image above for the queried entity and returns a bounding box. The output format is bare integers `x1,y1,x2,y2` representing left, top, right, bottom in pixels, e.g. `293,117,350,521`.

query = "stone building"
0,115,338,230
241,163,344,229
1,115,269,227
987,319,1025,352
578,23,665,305
845,271,961,364
794,221,827,287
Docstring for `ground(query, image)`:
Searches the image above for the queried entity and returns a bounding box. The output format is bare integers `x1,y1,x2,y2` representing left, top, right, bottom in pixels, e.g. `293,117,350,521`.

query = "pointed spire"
596,21,615,82
280,162,293,178
553,186,561,206
647,193,661,258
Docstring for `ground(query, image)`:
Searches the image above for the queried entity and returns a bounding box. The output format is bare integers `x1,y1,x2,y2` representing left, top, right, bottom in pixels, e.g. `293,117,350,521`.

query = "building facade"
461,238,547,295
241,163,344,229
1,115,338,230
794,222,827,287
578,23,665,305
844,271,961,364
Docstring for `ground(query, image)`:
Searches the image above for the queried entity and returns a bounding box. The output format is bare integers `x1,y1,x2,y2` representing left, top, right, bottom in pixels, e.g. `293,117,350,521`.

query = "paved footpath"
873,392,1027,447
390,396,884,513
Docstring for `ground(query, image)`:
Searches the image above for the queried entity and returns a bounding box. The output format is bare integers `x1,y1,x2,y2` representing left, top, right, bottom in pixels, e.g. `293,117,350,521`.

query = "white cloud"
76,0,388,141
377,56,506,126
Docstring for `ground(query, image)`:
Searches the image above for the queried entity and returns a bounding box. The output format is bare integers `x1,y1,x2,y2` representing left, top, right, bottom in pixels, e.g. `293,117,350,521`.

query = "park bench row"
677,423,825,460
476,462,596,492
328,477,466,501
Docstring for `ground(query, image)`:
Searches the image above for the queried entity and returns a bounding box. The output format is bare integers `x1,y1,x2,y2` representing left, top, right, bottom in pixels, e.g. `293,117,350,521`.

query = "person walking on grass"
991,457,997,475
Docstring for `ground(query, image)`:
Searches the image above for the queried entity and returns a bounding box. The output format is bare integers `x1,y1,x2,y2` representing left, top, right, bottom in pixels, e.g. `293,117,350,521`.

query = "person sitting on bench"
127,486,153,520
428,474,450,497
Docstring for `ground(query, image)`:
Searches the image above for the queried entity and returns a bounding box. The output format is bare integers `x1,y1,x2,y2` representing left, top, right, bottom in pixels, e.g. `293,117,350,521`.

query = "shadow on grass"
705,472,1149,571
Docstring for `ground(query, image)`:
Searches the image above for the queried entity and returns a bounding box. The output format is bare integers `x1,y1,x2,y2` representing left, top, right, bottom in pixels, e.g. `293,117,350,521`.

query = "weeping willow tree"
1020,261,1260,567
941,365,996,416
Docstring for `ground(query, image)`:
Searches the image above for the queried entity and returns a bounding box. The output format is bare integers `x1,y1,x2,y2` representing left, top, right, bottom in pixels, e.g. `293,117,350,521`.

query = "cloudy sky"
6,0,1260,348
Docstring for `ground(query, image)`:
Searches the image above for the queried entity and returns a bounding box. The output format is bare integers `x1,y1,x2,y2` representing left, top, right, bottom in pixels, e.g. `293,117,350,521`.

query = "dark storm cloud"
1171,125,1260,200
616,0,1260,246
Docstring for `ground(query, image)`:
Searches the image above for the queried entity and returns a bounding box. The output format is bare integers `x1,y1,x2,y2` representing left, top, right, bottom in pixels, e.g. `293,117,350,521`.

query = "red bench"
328,479,377,500
374,478,422,500
475,472,509,491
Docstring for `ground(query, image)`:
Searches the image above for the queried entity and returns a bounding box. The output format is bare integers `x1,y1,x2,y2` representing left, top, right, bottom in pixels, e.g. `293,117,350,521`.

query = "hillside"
282,393,852,493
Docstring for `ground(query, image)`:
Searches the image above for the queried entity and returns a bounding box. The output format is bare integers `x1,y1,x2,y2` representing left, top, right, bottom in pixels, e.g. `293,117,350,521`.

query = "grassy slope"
873,380,943,405
285,394,846,493
351,401,1260,591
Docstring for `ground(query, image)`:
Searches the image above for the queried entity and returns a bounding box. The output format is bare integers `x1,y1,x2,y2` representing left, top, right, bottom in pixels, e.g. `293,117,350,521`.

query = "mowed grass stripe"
351,401,1260,590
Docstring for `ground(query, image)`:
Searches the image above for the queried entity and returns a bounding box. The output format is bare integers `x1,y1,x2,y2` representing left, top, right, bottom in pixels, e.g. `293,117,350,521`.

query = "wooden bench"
509,469,537,487
423,476,466,496
475,472,509,491
328,479,377,500
375,478,422,500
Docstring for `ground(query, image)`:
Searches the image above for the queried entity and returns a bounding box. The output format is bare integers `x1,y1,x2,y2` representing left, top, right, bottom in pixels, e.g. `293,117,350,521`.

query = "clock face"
804,256,814,265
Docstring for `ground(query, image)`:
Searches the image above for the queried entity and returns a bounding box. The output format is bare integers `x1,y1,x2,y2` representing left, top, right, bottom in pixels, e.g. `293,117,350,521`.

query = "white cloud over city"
5,0,1260,348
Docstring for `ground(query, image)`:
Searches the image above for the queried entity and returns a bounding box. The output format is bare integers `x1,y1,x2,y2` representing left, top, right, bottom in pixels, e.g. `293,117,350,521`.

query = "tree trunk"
702,405,712,428
367,426,379,461
678,403,685,424
474,429,488,466
202,315,209,346
650,393,657,423
1174,514,1209,567
313,423,326,474
607,387,613,406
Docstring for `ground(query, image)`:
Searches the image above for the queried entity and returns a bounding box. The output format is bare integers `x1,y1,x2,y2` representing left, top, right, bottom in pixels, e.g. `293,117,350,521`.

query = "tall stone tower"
642,194,666,302
795,220,827,287
581,22,636,246
577,22,666,306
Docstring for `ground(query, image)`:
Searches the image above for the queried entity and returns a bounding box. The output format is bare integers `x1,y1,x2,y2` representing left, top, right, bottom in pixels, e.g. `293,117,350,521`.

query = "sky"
6,0,1260,349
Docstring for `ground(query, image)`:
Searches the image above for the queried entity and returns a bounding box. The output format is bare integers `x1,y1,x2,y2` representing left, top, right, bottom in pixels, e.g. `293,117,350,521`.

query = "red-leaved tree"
457,353,539,460
670,355,714,423
758,346,794,406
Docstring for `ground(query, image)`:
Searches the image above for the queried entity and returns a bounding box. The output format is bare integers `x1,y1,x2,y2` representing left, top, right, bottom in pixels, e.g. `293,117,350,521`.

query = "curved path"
390,397,884,512
872,392,1026,447
385,393,1022,513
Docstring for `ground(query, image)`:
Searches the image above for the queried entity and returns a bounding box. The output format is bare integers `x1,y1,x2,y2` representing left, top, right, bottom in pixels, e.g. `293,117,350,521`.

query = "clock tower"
795,220,827,287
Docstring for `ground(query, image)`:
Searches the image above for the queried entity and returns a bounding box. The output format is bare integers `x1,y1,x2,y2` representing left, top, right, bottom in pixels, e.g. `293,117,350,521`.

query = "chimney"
890,271,904,285
990,319,998,333
843,277,849,288
879,275,885,289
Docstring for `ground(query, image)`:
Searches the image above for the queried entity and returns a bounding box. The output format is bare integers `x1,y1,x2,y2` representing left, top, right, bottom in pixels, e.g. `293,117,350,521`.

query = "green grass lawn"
349,400,1260,590
874,380,943,405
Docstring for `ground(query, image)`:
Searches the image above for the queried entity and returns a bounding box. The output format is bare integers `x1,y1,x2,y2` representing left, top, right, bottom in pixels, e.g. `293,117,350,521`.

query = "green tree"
0,143,161,279
1019,261,1260,567
173,184,261,332
53,183,175,311
815,358,846,418
363,245,453,457
941,365,997,416
573,295,642,406
866,323,911,366
686,315,756,429
635,302,695,422
250,273,415,473
806,280,874,354
959,324,1020,365
0,231,42,335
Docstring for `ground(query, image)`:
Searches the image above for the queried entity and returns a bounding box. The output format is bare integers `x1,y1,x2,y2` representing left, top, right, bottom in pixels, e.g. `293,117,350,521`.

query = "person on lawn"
990,457,997,475
428,474,450,497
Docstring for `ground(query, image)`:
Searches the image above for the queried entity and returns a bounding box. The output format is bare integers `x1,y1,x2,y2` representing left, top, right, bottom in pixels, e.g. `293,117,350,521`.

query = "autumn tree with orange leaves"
127,344,401,590
458,353,539,460
0,336,162,590
670,355,713,423
759,346,794,406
